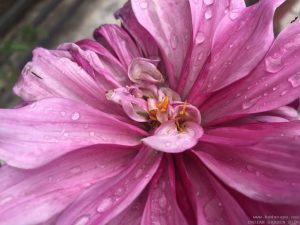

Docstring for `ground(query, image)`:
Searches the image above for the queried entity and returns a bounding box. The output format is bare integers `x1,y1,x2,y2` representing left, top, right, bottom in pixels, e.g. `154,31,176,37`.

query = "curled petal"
142,121,203,153
128,58,164,84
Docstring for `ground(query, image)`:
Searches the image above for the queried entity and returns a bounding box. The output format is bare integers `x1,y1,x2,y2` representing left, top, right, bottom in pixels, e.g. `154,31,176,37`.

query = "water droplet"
134,168,143,178
159,194,167,208
71,112,80,121
246,165,254,171
89,131,95,137
70,166,82,174
203,0,214,5
280,90,288,96
263,92,268,96
242,96,261,110
170,35,178,49
203,197,224,222
0,196,13,206
229,44,234,48
30,103,36,108
60,111,66,117
265,55,283,73
97,197,113,213
288,73,300,87
139,0,148,9
195,32,205,45
115,187,125,196
74,215,90,225
272,86,278,91
63,132,69,137
229,10,240,20
204,9,213,20
165,142,171,147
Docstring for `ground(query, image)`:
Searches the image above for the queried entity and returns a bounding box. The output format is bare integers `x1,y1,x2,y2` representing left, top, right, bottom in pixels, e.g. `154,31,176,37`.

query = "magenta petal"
115,1,159,58
141,159,189,225
13,47,122,115
107,191,147,225
60,42,130,87
56,148,162,225
128,57,164,84
142,121,203,153
94,24,141,67
178,0,245,97
178,155,249,225
196,122,300,205
0,145,137,225
202,19,300,125
0,98,146,169
131,0,192,88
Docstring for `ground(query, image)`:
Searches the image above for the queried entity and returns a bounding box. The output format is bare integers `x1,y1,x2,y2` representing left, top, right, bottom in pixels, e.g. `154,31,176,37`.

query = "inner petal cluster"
106,58,203,153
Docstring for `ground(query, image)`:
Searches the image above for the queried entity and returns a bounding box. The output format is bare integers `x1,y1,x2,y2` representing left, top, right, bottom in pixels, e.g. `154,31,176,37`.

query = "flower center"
105,57,203,153
105,57,201,130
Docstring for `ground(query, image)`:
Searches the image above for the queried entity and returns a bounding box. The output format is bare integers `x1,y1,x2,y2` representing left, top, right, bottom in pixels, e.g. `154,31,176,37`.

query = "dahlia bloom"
1,0,300,224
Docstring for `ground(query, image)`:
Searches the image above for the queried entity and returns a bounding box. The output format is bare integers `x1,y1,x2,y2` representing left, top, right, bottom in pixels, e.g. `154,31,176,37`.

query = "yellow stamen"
179,100,188,116
175,119,184,132
156,96,169,113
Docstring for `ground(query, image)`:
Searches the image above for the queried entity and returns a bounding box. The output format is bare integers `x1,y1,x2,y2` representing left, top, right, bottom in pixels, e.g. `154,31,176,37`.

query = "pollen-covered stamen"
175,100,189,132
156,96,169,113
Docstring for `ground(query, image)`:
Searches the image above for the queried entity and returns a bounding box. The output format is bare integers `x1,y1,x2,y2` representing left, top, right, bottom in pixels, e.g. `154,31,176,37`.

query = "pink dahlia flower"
1,0,300,224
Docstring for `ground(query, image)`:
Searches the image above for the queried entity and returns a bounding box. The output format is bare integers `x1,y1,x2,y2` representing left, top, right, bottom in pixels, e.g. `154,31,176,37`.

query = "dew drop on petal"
204,9,213,20
89,131,95,137
97,197,113,213
170,34,178,49
60,111,66,117
71,112,80,121
139,0,148,9
288,73,300,87
159,194,167,208
242,96,261,110
280,90,288,96
0,196,13,206
264,55,283,73
195,32,205,45
229,10,240,20
74,215,90,225
134,168,143,178
203,0,214,5
203,197,224,222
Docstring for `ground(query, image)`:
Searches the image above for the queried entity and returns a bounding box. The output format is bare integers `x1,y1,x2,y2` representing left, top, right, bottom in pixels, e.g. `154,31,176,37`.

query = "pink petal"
0,98,147,169
60,42,130,87
178,0,245,97
128,57,164,84
115,1,159,58
234,106,299,124
107,191,147,225
142,121,203,153
13,47,122,115
231,190,300,222
196,122,300,205
141,157,189,225
56,148,162,225
0,145,137,225
189,0,284,106
177,154,249,225
131,0,192,88
94,24,141,67
202,19,300,125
